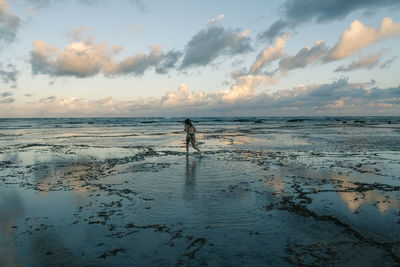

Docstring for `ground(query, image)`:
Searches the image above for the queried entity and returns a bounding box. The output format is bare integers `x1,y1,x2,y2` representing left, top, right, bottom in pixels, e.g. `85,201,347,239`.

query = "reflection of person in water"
184,156,199,200
184,118,201,155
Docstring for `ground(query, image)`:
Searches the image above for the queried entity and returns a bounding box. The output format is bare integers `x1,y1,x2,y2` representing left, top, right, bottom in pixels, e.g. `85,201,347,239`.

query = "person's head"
184,118,192,126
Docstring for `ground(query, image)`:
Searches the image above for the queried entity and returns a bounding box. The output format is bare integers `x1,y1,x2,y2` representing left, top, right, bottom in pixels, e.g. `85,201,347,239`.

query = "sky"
0,0,400,117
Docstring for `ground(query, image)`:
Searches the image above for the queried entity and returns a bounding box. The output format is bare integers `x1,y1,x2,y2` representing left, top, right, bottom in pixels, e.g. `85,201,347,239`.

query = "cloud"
279,40,329,73
132,24,143,33
155,50,182,74
257,20,292,42
0,90,14,104
380,56,396,68
31,23,254,78
334,53,381,72
249,35,289,74
221,74,279,102
180,26,252,69
25,0,59,8
104,45,164,76
67,26,92,41
30,40,108,78
0,63,18,88
207,14,224,24
0,0,21,44
30,39,180,78
161,84,209,108
328,18,400,60
259,0,400,41
1,91,12,97
25,0,147,11
260,18,400,75
0,97,14,104
7,79,399,117
39,95,56,103
128,0,147,12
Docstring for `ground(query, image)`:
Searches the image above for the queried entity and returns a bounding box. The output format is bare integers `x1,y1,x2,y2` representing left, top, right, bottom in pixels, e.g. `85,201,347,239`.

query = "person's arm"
184,124,188,132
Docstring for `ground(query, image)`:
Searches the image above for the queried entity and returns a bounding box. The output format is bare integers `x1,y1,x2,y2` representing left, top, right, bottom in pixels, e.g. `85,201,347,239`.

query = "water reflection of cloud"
326,173,399,214
264,174,286,195
263,166,400,214
338,189,399,214
30,160,95,195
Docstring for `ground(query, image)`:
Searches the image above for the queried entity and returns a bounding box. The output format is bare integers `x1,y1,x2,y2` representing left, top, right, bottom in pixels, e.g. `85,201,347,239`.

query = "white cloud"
4,79,400,117
207,14,224,24
220,74,279,101
326,97,348,109
268,18,400,74
329,17,400,60
161,84,208,107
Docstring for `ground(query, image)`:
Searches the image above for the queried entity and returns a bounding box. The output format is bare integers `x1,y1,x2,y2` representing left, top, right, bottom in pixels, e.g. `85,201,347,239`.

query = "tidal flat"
0,117,399,266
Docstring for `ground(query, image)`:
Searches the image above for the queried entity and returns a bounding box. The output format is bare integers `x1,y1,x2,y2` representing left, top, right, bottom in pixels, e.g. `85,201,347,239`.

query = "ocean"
1,116,400,265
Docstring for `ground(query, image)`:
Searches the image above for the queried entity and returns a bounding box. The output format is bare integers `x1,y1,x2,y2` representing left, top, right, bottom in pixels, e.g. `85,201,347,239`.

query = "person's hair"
184,118,193,127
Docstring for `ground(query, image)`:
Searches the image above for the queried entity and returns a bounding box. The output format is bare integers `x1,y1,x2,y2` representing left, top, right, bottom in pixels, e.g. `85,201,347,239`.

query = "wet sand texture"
0,117,400,266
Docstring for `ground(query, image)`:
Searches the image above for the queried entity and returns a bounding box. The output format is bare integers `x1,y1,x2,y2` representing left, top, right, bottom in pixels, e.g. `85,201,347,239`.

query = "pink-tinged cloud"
161,84,208,107
30,39,180,78
329,17,400,60
207,14,225,24
221,75,279,101
4,79,399,117
249,35,289,74
270,18,400,74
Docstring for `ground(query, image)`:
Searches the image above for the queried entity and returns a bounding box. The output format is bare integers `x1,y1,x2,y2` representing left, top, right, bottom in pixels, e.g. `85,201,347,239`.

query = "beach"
1,117,400,266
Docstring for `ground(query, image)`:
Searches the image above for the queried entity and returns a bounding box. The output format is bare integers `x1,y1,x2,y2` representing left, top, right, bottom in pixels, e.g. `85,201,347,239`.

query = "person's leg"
191,136,200,153
186,136,190,153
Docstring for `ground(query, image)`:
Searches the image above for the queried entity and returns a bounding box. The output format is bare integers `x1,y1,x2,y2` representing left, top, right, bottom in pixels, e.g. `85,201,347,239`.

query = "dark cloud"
155,50,182,74
0,97,15,104
197,79,400,115
106,47,164,76
0,1,21,44
1,91,13,97
0,64,18,88
181,26,252,69
278,41,329,72
241,80,399,114
259,0,400,41
334,53,381,72
39,96,56,103
308,79,366,98
380,57,397,69
257,20,292,42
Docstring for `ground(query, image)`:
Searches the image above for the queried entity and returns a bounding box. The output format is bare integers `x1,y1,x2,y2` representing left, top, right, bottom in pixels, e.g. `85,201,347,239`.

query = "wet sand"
0,117,400,266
